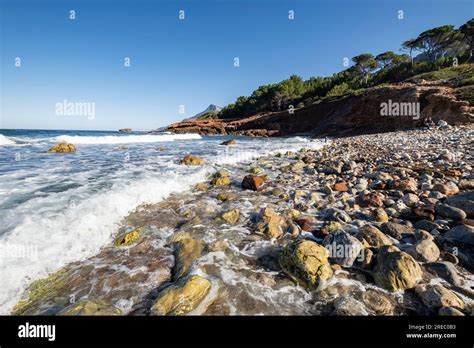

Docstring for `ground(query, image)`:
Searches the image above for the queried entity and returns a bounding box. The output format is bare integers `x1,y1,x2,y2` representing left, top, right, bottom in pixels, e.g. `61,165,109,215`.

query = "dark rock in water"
362,289,395,315
118,128,132,132
443,225,474,246
180,154,205,165
373,245,422,291
446,191,474,218
323,230,363,267
415,284,465,310
414,219,441,232
425,261,462,286
438,306,465,316
380,222,414,240
332,296,368,316
323,208,352,223
242,175,266,191
220,139,236,145
47,142,76,153
435,204,467,221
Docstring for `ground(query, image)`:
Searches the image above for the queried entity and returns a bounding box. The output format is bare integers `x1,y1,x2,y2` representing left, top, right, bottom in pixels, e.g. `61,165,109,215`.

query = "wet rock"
438,306,465,316
355,225,393,248
242,175,266,191
294,217,316,232
373,245,422,291
356,192,384,208
180,155,205,166
208,240,229,252
114,227,143,246
216,192,236,202
323,230,363,267
425,262,462,286
221,209,240,224
362,289,395,315
258,207,285,239
271,188,288,199
279,239,333,289
220,139,236,145
211,171,231,187
443,225,474,245
435,204,466,221
323,208,351,223
432,182,459,196
47,142,76,153
415,284,465,310
150,275,212,315
380,222,414,240
333,296,368,316
195,182,209,192
173,238,204,279
59,299,122,316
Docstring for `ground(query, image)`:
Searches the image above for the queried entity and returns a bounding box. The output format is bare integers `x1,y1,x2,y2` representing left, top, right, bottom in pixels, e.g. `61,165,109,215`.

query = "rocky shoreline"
12,125,474,316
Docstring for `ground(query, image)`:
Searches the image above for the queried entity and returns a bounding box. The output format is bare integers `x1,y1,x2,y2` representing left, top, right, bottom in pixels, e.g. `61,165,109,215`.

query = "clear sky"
1,0,472,131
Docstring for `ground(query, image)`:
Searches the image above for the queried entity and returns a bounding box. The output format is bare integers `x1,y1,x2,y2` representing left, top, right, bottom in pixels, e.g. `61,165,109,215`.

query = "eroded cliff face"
162,82,473,137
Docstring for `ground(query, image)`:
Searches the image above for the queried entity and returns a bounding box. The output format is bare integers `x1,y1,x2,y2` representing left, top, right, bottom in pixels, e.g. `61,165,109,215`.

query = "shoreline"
10,125,474,316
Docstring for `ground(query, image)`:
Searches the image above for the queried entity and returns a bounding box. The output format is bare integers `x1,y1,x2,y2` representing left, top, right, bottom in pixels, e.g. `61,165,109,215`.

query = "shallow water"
0,129,323,314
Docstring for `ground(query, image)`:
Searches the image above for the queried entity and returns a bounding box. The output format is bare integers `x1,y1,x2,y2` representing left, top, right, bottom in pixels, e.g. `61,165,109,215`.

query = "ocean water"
0,129,323,314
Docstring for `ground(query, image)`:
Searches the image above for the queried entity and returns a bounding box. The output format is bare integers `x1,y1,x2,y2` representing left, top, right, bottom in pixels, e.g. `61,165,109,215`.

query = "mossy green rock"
373,245,422,291
59,299,122,316
211,176,231,187
279,239,333,289
180,155,205,166
150,275,212,315
114,227,143,246
12,268,70,315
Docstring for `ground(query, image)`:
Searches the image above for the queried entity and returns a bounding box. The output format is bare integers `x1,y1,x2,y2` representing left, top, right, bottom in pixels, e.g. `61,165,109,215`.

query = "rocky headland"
13,124,474,316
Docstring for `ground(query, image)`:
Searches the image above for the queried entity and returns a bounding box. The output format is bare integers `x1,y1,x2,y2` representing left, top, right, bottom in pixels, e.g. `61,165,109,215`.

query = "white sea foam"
0,169,208,314
0,135,16,146
53,133,201,144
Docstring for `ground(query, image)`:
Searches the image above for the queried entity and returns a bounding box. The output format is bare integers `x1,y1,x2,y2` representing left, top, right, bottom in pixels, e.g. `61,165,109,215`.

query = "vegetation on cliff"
219,19,474,119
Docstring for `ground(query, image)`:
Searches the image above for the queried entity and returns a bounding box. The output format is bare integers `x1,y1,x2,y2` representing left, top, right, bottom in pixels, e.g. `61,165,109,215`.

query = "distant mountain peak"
183,104,222,121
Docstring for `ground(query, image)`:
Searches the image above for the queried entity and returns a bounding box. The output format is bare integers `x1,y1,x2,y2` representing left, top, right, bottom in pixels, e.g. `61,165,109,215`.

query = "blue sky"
1,0,472,131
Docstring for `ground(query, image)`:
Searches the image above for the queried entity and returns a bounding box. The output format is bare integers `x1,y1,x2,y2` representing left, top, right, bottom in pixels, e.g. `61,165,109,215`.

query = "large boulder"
58,299,122,316
373,245,422,291
323,230,363,267
47,143,76,153
279,239,333,289
150,275,212,315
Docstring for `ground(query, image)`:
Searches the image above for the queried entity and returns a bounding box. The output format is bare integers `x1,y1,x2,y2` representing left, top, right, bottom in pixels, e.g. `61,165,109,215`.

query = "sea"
0,129,323,314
